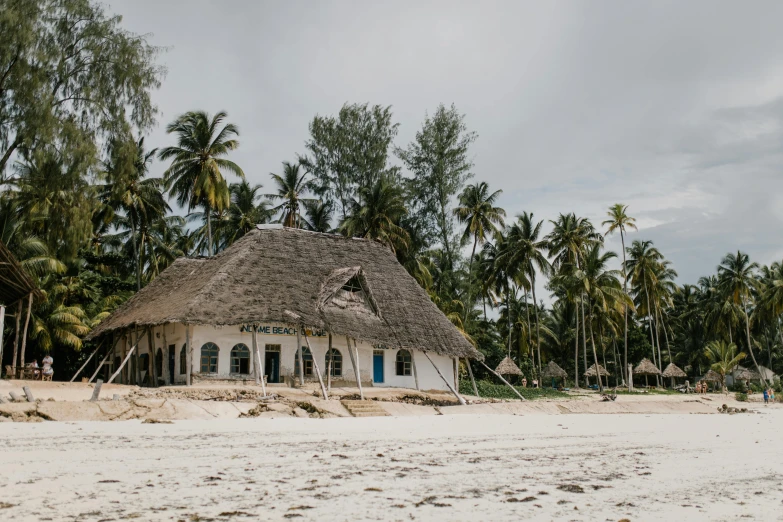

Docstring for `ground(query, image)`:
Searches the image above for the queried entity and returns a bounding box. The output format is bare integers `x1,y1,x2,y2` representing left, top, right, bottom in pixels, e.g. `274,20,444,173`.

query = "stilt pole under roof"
252,327,267,396
70,338,105,382
89,343,113,383
411,351,420,391
0,305,5,372
346,336,364,400
453,358,459,390
18,293,32,368
11,299,21,372
424,352,466,405
161,325,171,386
108,328,148,384
133,329,142,385
185,324,192,386
296,327,304,386
478,360,526,401
465,358,480,398
148,328,158,387
326,332,332,391
303,329,328,400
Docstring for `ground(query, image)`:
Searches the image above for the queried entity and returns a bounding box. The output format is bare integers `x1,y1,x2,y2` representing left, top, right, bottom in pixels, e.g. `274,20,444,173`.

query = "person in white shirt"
42,355,53,380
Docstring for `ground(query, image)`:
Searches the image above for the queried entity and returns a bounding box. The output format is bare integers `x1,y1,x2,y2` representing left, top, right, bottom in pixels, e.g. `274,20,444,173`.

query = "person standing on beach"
770,388,776,403
42,355,53,381
763,388,769,405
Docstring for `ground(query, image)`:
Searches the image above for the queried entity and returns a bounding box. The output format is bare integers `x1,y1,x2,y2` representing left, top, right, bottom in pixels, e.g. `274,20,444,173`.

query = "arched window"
231,343,251,374
326,348,342,377
396,349,412,376
294,346,313,377
200,342,219,373
180,344,187,375
156,349,163,377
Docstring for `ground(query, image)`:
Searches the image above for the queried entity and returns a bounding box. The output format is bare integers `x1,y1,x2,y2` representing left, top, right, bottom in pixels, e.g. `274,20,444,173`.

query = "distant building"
87,225,482,391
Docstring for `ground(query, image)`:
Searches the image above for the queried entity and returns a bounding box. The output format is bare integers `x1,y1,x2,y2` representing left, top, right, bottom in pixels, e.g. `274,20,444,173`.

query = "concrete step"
340,400,388,417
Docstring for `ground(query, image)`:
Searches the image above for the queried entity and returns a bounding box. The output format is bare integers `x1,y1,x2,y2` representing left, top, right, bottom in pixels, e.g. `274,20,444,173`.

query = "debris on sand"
557,484,585,493
142,418,173,424
717,404,752,414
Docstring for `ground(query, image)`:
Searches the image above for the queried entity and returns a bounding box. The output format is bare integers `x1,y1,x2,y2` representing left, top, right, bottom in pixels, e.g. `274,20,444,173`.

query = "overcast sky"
109,0,783,289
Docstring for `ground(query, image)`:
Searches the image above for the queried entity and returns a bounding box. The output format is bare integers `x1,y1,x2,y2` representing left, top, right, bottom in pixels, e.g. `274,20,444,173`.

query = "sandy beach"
1,407,781,521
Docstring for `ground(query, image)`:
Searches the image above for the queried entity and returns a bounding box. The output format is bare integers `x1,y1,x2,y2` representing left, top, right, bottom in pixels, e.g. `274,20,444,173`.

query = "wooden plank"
22,385,34,402
478,360,527,401
70,339,105,382
424,352,466,405
303,330,328,400
90,379,103,402
466,358,480,397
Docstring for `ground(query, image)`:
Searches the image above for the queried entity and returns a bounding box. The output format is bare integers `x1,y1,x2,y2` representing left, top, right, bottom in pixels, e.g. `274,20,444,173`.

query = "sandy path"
0,411,781,521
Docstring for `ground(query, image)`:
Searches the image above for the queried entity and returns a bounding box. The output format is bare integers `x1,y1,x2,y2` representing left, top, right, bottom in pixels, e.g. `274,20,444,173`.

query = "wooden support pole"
147,328,158,387
90,379,103,401
22,385,34,402
11,299,21,370
326,333,332,391
19,293,32,367
453,357,459,390
252,328,267,396
70,339,106,382
296,326,304,386
424,352,466,405
411,350,420,391
353,339,362,398
9,391,21,402
108,329,148,384
478,360,526,401
303,329,328,400
161,325,171,386
0,305,5,371
346,336,364,399
466,358,480,397
251,326,260,385
185,324,192,386
133,329,142,385
89,345,113,383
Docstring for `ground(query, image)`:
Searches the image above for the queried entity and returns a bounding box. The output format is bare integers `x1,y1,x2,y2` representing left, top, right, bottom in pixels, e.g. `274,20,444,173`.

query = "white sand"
1,410,781,521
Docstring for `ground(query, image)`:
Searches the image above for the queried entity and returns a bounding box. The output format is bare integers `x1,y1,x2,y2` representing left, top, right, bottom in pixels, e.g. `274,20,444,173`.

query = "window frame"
294,346,314,377
326,348,342,377
200,342,220,374
396,349,412,376
230,343,251,375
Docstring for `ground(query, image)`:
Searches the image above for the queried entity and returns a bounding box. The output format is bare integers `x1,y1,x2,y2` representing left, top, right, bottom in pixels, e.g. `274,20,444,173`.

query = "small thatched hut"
733,366,761,382
662,363,687,388
634,358,661,387
584,363,609,387
85,226,482,392
495,356,523,377
541,360,567,388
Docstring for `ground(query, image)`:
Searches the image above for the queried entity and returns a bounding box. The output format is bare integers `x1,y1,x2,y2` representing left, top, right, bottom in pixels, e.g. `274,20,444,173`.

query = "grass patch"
613,388,680,395
459,380,569,400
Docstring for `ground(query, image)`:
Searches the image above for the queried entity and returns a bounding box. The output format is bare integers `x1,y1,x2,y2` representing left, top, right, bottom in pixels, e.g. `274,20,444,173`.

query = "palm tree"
268,161,312,228
159,111,245,256
625,239,665,379
603,204,637,384
303,200,336,233
704,340,746,392
545,213,602,386
501,212,550,376
717,251,768,386
217,181,273,248
340,175,409,252
454,182,506,281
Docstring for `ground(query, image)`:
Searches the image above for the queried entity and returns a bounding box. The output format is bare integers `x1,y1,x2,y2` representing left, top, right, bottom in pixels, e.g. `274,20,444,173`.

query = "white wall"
119,322,457,392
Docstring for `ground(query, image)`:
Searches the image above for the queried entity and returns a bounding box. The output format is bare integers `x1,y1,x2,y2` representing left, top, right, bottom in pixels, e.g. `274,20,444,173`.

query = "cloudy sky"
109,0,783,288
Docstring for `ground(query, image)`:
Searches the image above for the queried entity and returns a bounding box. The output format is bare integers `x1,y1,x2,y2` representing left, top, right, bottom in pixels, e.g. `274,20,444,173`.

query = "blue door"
373,350,384,383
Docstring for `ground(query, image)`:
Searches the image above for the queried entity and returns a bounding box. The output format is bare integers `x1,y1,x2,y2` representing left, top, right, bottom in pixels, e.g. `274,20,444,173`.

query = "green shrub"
459,379,569,400
735,392,748,402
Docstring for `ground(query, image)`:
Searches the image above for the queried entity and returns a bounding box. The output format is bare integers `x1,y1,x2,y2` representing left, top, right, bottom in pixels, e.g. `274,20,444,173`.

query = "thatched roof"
0,239,42,305
584,363,609,377
87,226,482,359
662,363,687,378
733,366,761,381
634,358,662,376
541,360,567,379
703,370,721,382
495,356,523,376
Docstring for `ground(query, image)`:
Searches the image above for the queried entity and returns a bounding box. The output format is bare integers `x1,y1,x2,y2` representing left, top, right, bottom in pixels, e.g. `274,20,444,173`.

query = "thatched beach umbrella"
584,363,609,388
662,363,687,388
542,361,567,388
634,358,661,388
734,366,761,382
495,356,523,378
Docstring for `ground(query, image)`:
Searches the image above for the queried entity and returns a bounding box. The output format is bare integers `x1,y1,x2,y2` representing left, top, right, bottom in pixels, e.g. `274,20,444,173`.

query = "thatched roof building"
88,226,480,360
541,360,567,380
733,366,761,381
634,358,661,376
495,356,523,376
662,363,687,379
584,363,609,377
703,370,721,382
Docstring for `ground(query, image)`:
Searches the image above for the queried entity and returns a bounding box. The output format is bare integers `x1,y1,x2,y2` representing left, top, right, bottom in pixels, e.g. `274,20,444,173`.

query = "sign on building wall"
239,324,328,337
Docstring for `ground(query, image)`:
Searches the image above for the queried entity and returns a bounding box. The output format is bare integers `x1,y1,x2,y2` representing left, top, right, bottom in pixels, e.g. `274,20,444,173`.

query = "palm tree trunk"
581,296,588,385
620,228,628,385
612,339,619,387
506,286,512,358
659,309,672,364
465,235,479,327
574,304,580,387
743,299,768,387
11,299,21,369
643,281,658,385
588,309,604,393
524,291,532,357
531,276,542,378
129,213,140,291
19,293,32,369
206,207,214,256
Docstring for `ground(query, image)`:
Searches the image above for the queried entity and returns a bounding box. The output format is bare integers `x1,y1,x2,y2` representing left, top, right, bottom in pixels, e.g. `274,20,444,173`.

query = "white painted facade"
108,322,457,392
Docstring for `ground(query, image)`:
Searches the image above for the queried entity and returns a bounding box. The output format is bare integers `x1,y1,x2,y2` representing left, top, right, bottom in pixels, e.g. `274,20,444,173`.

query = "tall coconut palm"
340,175,409,252
217,181,273,247
704,340,746,392
303,200,336,233
268,161,313,228
159,111,245,256
545,213,601,386
625,239,665,379
717,251,768,387
454,182,506,281
603,203,637,384
501,212,550,376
